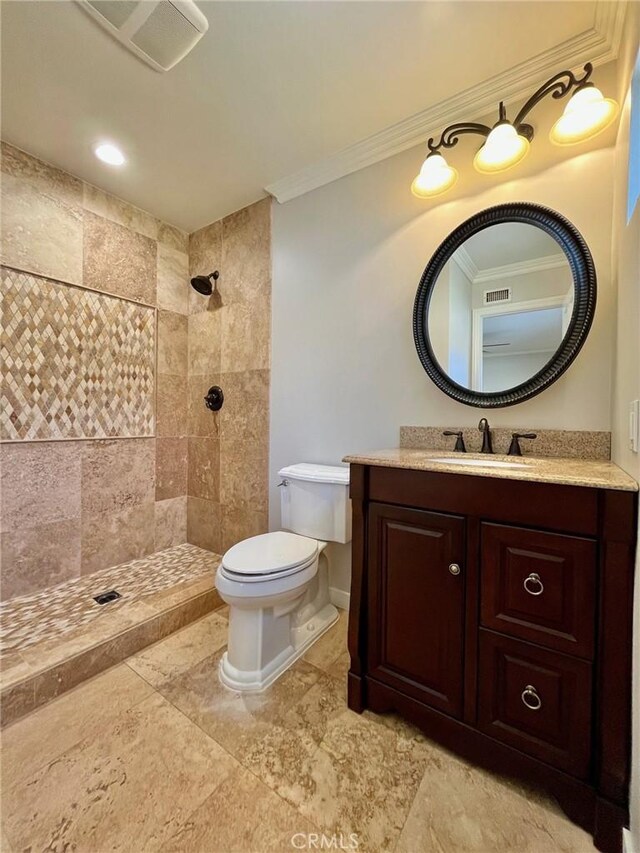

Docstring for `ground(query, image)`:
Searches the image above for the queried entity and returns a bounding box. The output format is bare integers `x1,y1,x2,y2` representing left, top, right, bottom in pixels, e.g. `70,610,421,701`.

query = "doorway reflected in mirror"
427,221,574,394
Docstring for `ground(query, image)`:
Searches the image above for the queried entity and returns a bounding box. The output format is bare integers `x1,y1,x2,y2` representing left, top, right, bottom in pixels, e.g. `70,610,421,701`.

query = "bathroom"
0,0,638,851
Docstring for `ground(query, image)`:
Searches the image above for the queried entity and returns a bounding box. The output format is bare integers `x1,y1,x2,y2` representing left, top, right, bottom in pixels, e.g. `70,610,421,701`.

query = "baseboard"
329,587,350,611
623,828,636,853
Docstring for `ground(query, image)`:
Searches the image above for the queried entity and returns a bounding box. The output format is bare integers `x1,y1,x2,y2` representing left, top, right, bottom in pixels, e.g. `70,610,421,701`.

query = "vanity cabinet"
347,463,637,853
367,504,465,718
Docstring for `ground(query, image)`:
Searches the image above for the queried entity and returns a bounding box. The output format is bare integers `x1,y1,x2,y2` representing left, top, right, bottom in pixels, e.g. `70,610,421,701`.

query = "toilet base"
219,602,338,692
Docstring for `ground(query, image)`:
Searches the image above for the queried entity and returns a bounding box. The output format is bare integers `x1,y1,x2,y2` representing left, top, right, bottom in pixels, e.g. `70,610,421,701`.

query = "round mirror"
413,204,596,408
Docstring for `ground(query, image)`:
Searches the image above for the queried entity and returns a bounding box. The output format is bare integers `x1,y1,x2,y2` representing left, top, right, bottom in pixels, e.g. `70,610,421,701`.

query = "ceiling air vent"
77,0,209,72
483,287,511,306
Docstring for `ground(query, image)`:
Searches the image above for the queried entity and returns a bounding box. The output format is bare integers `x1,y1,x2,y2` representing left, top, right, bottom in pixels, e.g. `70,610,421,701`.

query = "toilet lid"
221,531,318,576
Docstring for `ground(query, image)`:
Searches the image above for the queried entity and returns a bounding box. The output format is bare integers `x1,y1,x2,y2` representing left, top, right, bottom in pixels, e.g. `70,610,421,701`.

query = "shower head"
190,270,219,296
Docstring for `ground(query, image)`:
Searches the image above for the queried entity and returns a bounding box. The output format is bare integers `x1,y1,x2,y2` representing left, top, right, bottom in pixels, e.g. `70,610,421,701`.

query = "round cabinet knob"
523,572,544,596
521,684,542,711
448,563,461,576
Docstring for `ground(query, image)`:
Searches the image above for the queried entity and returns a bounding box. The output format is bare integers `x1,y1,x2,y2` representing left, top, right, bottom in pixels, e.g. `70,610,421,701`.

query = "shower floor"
0,544,223,726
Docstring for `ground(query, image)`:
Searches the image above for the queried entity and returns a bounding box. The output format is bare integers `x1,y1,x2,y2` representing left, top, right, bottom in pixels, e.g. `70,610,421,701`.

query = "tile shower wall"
187,199,271,554
0,143,190,600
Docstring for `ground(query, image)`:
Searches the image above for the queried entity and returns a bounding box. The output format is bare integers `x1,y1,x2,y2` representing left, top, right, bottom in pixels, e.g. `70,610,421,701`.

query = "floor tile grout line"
143,651,335,840
1,664,159,789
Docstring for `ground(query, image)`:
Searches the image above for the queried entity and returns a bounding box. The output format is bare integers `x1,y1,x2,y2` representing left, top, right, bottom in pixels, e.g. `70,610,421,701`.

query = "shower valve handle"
204,386,224,412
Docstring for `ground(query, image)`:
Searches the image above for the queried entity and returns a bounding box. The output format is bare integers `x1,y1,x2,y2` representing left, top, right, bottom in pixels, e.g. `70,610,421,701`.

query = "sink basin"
430,456,527,469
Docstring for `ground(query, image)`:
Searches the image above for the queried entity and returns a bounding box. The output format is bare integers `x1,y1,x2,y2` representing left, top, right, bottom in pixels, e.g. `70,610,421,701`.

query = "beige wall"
187,199,271,555
0,143,190,599
270,138,616,595
610,6,640,850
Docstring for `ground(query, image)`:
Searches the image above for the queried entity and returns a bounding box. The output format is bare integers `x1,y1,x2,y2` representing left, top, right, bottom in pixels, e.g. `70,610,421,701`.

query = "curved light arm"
513,62,593,131
427,122,492,154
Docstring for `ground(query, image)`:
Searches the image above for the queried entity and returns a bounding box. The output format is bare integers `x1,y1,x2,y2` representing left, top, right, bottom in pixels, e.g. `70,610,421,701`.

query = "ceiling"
0,1,623,232
461,223,564,270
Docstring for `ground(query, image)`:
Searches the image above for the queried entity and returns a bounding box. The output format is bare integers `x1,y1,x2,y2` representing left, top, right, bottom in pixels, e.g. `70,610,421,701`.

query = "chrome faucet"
478,418,493,454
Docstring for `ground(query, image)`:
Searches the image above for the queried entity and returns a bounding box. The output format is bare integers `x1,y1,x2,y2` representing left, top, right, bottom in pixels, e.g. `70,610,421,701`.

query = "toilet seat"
220,531,318,583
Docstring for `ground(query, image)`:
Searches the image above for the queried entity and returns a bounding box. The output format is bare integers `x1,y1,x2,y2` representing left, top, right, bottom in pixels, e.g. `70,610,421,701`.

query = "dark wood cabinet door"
367,502,465,718
478,630,592,778
480,523,597,658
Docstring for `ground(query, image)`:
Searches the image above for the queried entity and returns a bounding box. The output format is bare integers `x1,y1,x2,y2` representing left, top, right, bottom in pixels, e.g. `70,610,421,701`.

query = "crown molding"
452,247,478,282
266,0,626,204
474,253,568,284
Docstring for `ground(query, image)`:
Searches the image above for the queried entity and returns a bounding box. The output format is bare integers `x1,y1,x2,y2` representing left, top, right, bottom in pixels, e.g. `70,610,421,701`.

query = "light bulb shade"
550,86,619,145
411,153,458,198
473,123,529,174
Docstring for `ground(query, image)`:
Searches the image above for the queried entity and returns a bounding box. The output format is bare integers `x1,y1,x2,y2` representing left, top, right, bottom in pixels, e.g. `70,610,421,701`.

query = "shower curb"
1,587,222,728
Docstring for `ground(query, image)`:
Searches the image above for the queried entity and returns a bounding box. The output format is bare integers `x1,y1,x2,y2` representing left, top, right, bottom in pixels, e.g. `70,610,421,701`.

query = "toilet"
215,463,351,692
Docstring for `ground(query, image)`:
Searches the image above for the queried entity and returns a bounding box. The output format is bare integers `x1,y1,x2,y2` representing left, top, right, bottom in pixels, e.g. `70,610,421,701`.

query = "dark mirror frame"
413,202,597,408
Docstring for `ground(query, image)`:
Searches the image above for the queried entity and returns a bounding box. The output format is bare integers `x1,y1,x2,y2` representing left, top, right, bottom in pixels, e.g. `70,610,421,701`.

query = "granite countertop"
342,448,638,492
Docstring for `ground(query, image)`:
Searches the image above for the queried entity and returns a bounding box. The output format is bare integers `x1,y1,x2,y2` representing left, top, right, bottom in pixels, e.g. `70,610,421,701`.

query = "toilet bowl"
215,463,351,692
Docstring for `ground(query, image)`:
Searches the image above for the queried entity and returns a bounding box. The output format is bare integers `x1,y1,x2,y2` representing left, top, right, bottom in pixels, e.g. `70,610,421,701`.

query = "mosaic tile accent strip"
0,267,155,441
0,543,219,654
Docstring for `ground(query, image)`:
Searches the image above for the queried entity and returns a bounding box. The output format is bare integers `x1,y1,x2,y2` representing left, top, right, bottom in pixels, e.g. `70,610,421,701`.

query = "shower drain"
93,590,122,605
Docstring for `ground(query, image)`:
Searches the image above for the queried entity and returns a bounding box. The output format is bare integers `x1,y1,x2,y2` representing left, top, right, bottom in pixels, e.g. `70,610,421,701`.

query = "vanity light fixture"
411,152,458,197
411,62,619,198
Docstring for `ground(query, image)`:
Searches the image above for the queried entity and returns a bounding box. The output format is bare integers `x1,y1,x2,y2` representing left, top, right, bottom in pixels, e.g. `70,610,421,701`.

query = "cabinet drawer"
478,631,592,778
480,523,597,658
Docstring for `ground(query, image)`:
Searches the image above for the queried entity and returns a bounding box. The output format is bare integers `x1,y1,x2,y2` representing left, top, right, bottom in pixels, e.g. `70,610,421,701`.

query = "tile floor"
1,608,597,853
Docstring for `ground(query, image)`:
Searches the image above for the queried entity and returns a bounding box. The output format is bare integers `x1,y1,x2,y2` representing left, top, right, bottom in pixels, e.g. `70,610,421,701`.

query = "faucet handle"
443,430,466,453
508,432,537,456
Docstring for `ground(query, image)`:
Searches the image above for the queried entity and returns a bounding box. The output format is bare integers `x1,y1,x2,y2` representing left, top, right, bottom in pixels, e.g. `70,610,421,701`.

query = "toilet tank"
278,463,351,544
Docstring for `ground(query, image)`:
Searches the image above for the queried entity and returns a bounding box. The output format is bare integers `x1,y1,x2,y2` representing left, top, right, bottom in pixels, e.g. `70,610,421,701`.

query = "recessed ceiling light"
94,143,126,166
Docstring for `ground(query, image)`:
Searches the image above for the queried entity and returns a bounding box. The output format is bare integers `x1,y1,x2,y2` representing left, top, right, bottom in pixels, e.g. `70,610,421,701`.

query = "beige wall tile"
2,143,83,207
221,296,271,372
158,309,188,376
155,590,221,635
221,504,268,552
81,503,155,575
82,183,158,240
1,172,83,284
154,496,187,551
187,497,221,553
156,437,188,500
0,679,34,728
158,221,188,253
156,373,187,437
0,442,82,532
188,310,222,374
189,220,222,275
188,437,220,502
189,220,221,314
81,438,155,517
219,439,268,512
219,369,269,444
157,243,189,315
188,374,220,438
1,519,81,600
221,197,271,305
83,210,157,305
